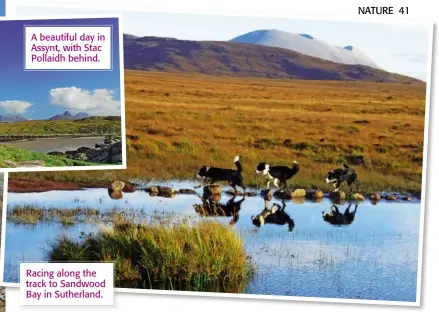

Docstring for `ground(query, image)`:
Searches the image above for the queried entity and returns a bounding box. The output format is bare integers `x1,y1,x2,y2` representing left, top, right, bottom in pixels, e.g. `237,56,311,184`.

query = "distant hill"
0,114,28,123
230,29,380,68
123,35,422,83
49,111,90,121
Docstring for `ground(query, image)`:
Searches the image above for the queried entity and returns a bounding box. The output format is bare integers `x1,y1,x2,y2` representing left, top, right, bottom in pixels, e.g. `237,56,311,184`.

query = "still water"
1,136,104,153
3,181,421,302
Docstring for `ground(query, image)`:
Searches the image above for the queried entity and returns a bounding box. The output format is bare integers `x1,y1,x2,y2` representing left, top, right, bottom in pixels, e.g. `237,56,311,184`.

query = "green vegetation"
0,145,101,168
48,218,253,292
0,117,121,137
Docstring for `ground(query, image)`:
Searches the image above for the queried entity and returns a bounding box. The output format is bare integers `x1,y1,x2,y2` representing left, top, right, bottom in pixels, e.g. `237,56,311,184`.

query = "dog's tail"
291,160,300,174
234,156,243,172
343,164,350,169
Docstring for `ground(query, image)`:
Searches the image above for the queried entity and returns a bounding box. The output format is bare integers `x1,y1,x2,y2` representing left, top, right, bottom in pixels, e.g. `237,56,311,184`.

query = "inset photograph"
0,16,125,171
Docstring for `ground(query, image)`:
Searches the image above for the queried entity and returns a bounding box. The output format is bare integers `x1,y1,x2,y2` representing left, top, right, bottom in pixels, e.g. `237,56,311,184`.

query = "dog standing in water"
196,156,246,193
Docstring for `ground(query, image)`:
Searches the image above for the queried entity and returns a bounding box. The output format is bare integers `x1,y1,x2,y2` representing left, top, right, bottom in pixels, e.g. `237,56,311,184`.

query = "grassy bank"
0,145,103,168
9,70,426,193
0,117,121,137
48,219,253,292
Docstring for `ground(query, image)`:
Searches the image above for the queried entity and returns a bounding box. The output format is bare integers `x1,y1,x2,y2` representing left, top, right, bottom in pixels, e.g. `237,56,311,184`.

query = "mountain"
48,111,90,121
230,29,380,68
122,35,422,83
0,114,28,123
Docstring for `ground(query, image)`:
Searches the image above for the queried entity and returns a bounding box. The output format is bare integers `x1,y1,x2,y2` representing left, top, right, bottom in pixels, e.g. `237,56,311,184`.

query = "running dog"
324,164,359,192
255,161,300,190
196,156,246,192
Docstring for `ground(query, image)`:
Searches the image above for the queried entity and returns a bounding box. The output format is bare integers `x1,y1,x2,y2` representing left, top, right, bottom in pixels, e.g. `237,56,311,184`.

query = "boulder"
306,190,324,200
384,195,397,201
156,186,175,197
291,189,307,198
402,196,412,201
108,189,123,200
111,181,125,192
351,193,365,201
177,189,198,195
147,186,159,194
292,197,305,204
369,193,381,201
330,191,346,201
261,189,273,201
122,183,137,193
273,190,292,199
203,185,222,195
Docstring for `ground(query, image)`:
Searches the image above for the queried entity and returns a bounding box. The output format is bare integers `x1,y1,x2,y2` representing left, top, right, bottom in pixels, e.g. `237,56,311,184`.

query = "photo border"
0,14,127,173
0,11,434,308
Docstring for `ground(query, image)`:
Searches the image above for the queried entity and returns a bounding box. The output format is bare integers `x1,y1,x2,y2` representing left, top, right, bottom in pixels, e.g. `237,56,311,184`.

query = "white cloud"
0,100,32,114
49,87,121,116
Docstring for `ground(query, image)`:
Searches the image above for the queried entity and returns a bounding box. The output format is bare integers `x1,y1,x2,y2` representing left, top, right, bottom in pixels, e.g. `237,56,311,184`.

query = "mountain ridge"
123,34,423,84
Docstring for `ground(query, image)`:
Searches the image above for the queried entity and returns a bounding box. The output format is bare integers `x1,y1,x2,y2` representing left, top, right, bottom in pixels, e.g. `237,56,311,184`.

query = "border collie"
196,156,245,192
255,161,300,190
251,200,295,232
324,164,358,192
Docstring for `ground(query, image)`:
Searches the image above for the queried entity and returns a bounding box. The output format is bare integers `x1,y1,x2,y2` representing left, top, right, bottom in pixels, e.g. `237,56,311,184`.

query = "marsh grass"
10,70,426,193
48,219,254,292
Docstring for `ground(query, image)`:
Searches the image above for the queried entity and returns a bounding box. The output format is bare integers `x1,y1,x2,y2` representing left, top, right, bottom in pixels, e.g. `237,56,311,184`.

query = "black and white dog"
196,156,246,192
251,200,295,232
255,161,300,190
322,202,359,226
324,164,359,192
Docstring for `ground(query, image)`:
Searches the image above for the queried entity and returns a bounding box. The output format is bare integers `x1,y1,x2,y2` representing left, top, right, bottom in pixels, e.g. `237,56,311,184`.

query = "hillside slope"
123,35,422,83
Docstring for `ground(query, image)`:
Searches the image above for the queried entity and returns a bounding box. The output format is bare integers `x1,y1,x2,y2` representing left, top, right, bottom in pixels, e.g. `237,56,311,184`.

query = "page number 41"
399,7,408,14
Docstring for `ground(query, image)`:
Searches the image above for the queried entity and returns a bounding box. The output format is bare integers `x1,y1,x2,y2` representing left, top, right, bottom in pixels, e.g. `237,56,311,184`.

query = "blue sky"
0,17,121,119
0,0,5,16
16,6,431,82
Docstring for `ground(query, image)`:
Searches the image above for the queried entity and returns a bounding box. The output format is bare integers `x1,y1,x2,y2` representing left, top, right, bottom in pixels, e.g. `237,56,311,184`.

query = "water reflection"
251,199,295,232
322,202,359,226
193,192,245,225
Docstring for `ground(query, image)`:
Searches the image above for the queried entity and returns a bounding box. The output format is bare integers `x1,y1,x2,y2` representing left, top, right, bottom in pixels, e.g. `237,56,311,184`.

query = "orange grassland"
11,70,427,193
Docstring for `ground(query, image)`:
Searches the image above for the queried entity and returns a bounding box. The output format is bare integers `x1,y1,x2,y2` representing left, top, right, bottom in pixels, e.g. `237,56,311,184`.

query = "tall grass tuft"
48,219,254,292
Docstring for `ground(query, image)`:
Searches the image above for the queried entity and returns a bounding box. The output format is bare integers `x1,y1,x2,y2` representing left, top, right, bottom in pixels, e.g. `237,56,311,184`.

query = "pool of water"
3,181,421,302
1,136,105,153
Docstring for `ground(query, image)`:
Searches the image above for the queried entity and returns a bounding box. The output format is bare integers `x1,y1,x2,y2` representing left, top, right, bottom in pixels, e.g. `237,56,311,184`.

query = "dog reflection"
322,202,358,226
194,195,245,225
251,200,295,232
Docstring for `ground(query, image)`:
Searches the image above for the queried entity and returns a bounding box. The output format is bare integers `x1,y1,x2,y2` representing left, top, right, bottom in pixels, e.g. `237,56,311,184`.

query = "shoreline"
0,134,117,143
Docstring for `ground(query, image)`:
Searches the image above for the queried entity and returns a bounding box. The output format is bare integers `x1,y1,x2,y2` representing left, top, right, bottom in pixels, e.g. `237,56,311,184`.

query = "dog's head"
251,215,265,227
324,171,338,184
255,163,269,175
196,166,210,178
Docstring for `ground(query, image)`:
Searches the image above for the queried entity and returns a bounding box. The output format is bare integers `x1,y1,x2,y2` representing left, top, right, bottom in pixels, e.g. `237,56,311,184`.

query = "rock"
177,189,197,195
47,151,65,156
156,186,175,197
351,193,365,201
147,186,159,194
203,185,222,195
122,183,137,193
369,193,381,201
3,160,45,168
384,195,397,201
306,190,324,200
108,189,123,200
245,192,257,197
330,191,346,201
291,189,306,197
402,196,412,201
273,190,292,199
111,181,125,192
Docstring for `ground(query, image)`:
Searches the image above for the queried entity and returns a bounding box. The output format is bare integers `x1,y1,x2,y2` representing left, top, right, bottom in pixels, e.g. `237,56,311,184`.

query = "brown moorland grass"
11,70,427,193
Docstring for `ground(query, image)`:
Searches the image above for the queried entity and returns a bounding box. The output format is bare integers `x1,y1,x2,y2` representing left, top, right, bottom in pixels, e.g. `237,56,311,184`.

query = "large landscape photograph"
0,17,124,170
1,7,432,305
